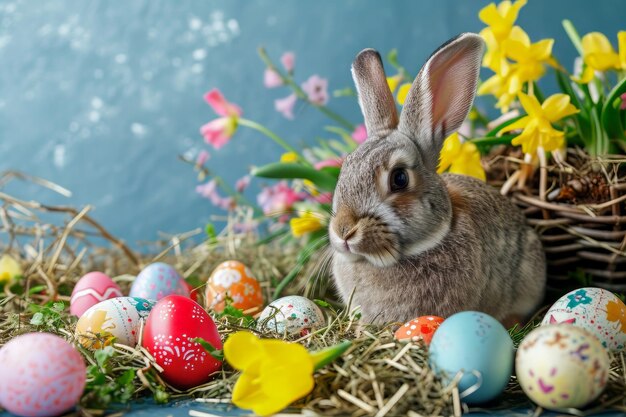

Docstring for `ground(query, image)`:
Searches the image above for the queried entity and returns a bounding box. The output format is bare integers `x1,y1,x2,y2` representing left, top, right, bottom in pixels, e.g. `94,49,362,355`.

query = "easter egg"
129,262,190,301
143,295,222,389
542,287,626,351
70,272,123,317
257,295,325,335
205,260,263,313
516,324,609,409
0,333,86,417
429,311,513,404
395,316,444,344
76,296,155,348
182,280,200,303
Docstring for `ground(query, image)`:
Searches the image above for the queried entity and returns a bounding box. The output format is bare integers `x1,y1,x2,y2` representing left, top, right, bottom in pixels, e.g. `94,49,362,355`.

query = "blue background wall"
0,0,623,246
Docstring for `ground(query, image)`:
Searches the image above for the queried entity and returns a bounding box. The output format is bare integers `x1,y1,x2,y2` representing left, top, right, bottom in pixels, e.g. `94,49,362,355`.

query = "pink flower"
314,158,343,170
264,68,283,88
281,52,295,72
275,94,297,120
301,75,328,105
196,150,210,166
257,181,305,216
351,124,367,144
621,93,626,110
313,192,333,205
200,89,242,149
196,180,218,199
236,175,251,193
196,179,235,211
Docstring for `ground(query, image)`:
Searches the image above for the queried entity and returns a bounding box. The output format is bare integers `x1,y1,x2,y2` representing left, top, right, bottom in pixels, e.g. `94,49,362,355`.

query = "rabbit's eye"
390,168,409,192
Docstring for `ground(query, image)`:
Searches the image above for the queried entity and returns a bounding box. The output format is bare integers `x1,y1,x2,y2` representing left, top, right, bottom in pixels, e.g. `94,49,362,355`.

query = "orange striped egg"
205,261,263,313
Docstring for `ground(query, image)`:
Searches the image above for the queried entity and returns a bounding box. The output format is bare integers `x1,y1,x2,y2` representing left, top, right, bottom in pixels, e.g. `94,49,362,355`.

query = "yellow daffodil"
503,29,555,92
0,254,22,282
386,74,403,93
575,31,626,83
280,152,298,163
501,93,579,154
437,133,486,181
479,0,527,72
302,179,319,197
290,211,323,237
396,82,411,105
224,331,350,416
478,71,518,112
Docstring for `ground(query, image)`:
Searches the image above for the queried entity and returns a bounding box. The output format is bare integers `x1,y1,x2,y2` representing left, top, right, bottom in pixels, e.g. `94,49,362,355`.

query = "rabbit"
329,33,546,326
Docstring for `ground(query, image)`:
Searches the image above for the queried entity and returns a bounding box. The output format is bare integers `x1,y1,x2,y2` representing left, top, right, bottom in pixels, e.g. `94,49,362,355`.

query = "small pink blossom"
200,89,242,149
301,75,328,105
621,93,626,110
196,180,218,199
236,175,251,193
314,158,343,170
264,68,283,88
281,52,295,72
351,124,367,144
257,181,305,216
196,150,210,166
275,94,298,120
313,192,333,204
196,180,235,211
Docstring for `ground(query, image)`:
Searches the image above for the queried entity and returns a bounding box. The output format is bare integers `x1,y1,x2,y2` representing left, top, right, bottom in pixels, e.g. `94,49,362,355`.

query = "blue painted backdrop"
0,0,623,246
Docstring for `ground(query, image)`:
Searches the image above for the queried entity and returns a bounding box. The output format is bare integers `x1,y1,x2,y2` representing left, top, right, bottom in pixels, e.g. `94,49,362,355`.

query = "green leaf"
320,166,341,180
205,223,217,245
562,19,584,55
314,299,331,308
601,76,626,140
332,87,356,98
30,312,44,326
95,346,115,369
252,162,337,191
485,116,525,137
193,337,224,362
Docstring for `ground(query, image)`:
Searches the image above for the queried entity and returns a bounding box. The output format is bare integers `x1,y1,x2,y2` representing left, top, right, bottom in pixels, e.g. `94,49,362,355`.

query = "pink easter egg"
70,272,123,317
0,333,86,417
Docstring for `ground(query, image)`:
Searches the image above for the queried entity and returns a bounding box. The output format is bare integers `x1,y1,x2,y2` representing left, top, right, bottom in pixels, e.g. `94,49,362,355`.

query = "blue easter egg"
429,311,513,404
129,262,190,301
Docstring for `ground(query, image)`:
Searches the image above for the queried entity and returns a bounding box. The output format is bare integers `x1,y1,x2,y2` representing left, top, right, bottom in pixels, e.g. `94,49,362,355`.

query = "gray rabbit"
329,33,546,325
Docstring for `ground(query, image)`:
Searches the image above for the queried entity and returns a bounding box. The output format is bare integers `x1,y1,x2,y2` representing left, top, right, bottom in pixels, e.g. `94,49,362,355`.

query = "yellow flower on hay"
575,31,626,83
0,254,22,282
501,93,579,155
437,133,486,182
290,211,323,237
479,0,527,72
280,152,298,163
224,331,350,417
396,82,411,105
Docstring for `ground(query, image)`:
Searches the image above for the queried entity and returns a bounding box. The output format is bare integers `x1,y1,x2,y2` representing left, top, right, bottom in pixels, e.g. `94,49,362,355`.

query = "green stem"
238,118,301,157
562,20,584,56
310,341,352,371
257,47,355,130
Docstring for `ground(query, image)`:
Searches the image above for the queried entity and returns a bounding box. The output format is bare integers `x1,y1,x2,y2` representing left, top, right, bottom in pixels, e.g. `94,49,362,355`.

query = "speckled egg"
75,296,155,348
429,311,513,404
542,287,626,351
257,295,325,335
395,316,444,345
70,272,123,317
0,333,86,417
129,262,190,301
205,260,263,313
517,324,609,409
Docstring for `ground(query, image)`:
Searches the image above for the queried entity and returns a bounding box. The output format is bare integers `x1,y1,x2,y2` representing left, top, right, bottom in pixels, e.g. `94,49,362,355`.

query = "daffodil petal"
261,340,314,370
397,83,411,105
542,94,579,122
619,31,626,69
508,26,530,44
478,3,501,27
582,32,616,56
232,371,274,415
531,39,554,60
500,116,530,133
503,39,529,62
386,75,401,93
518,92,543,117
260,362,314,411
224,332,264,371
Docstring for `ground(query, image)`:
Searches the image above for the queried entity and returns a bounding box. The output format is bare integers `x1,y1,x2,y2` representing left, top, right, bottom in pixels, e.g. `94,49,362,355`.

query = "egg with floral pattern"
75,296,155,348
143,295,222,389
257,295,325,335
70,271,123,317
129,262,190,301
205,260,263,313
395,316,444,344
542,287,626,351
517,324,609,409
0,333,86,417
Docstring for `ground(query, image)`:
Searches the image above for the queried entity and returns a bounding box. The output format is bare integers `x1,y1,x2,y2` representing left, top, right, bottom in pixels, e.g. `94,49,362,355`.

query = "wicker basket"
486,148,626,293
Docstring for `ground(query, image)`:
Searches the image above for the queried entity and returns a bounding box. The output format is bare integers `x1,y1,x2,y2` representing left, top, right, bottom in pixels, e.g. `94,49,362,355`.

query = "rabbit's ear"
398,33,484,171
352,49,399,140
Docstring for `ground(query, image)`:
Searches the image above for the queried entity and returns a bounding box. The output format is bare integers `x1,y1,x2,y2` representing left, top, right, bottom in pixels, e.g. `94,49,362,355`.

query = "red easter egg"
182,280,200,303
143,295,222,389
395,315,444,345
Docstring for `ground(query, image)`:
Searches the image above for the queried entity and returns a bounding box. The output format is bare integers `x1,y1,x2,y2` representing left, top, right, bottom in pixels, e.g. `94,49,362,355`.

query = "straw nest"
2,170,626,417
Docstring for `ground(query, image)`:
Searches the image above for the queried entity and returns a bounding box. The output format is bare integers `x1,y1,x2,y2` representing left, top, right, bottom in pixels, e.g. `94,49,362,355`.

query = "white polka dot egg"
258,295,325,336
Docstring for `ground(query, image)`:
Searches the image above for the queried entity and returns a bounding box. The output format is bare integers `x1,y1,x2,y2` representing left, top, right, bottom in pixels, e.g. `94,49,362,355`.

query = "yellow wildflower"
503,29,555,92
437,133,486,181
479,0,527,72
280,152,298,163
224,331,350,416
575,31,626,83
478,70,519,112
501,93,579,154
386,74,402,93
0,254,22,282
397,82,411,105
290,211,323,237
